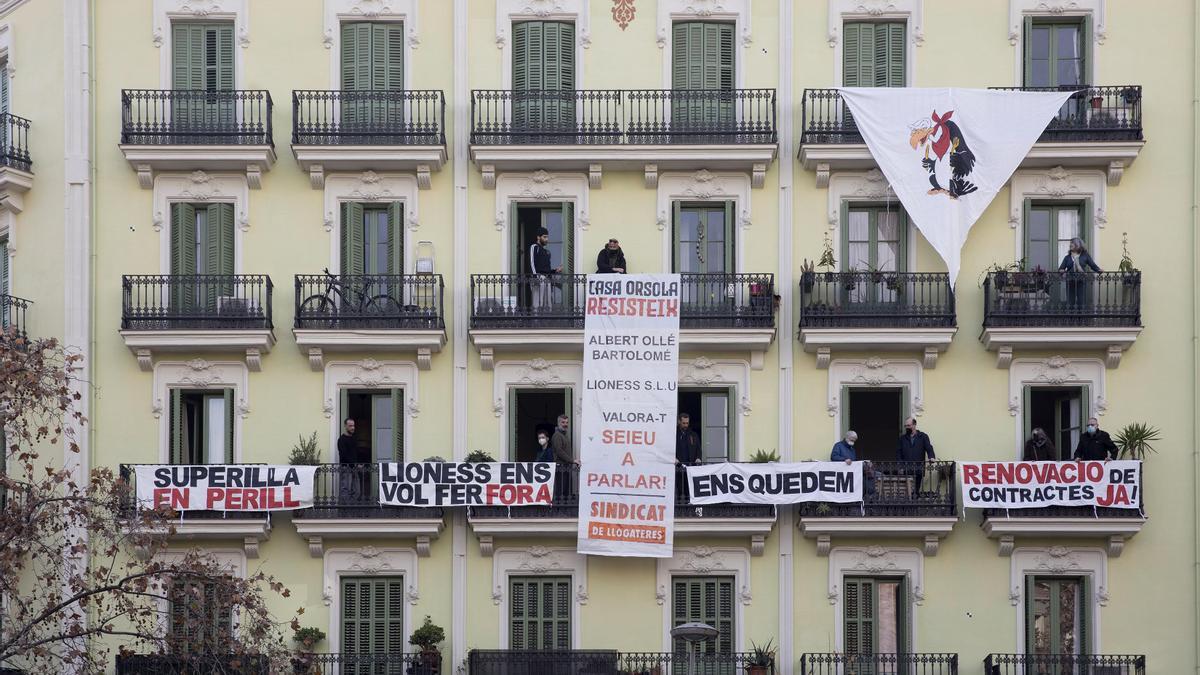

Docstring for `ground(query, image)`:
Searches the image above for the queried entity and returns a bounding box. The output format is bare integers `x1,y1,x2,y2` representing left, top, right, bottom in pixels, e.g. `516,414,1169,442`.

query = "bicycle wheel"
365,294,404,326
298,294,335,328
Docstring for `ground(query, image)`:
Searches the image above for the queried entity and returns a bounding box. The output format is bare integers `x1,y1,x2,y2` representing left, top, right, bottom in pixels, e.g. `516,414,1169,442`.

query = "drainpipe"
452,0,469,671
776,1,795,673
1192,2,1200,673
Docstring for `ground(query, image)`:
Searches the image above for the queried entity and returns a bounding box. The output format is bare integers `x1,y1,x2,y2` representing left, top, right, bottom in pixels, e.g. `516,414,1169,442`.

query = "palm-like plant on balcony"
817,233,837,271
747,639,775,674
748,449,780,463
288,432,322,466
465,450,496,463
800,259,816,293
1114,422,1161,460
1118,232,1138,284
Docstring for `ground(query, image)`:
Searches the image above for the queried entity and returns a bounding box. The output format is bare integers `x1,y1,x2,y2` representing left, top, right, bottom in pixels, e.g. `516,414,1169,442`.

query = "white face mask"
847,440,856,447
1086,425,1097,434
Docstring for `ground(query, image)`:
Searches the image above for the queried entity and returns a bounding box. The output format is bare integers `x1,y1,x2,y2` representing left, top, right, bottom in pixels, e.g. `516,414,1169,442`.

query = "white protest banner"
686,462,863,505
134,465,317,511
837,87,1076,286
578,274,680,558
378,462,555,507
960,460,1141,509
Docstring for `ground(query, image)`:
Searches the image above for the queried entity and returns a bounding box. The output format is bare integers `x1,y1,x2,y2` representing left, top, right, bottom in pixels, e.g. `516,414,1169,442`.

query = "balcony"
1,293,31,343
292,463,444,557
293,273,446,370
801,653,959,674
119,275,275,371
984,653,1145,675
799,272,957,368
799,86,1144,187
469,650,772,675
981,271,1141,368
118,464,271,559
293,653,439,675
291,89,447,189
115,653,268,675
0,113,32,213
469,465,776,555
469,273,777,369
797,461,958,556
470,89,777,188
119,89,275,188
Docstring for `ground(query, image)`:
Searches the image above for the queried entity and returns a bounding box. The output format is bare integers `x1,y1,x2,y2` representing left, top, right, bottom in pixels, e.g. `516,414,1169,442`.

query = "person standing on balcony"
831,431,875,496
674,413,701,466
337,417,362,502
551,414,576,500
1023,427,1058,461
530,227,560,311
596,238,627,274
1058,237,1101,310
896,417,936,495
1074,418,1117,462
535,430,554,463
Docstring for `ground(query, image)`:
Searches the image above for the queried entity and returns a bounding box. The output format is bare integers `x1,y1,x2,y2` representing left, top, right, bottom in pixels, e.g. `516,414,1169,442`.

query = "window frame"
169,388,234,466
1023,16,1092,88
509,575,572,651
340,387,405,463
843,575,910,656
1025,574,1089,656
672,200,735,275
671,575,735,655
841,20,907,88
1022,199,1091,272
341,575,407,657
167,576,234,654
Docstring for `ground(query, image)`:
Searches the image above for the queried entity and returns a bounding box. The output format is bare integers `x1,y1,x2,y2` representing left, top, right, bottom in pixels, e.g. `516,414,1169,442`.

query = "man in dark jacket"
337,417,362,501
529,227,559,311
831,431,874,496
596,239,627,274
1074,417,1117,461
1023,427,1058,461
896,417,935,495
675,413,701,466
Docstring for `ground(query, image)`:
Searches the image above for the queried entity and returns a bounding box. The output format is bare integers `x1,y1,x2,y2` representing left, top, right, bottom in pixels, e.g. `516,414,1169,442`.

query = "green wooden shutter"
173,24,202,90
387,202,404,274
1022,385,1033,450
672,577,734,655
1022,17,1035,86
342,577,406,656
222,388,234,463
842,23,872,87
1081,197,1093,247
723,200,735,271
510,577,571,650
0,237,8,298
170,204,197,276
390,388,404,462
1023,574,1038,653
1079,576,1091,655
1081,15,1093,85
1,66,9,115
341,202,366,276
204,203,234,277
1022,199,1034,268
874,22,905,87
844,578,875,655
513,22,530,91
561,202,574,276
342,23,372,124
170,389,184,465
212,24,234,92
671,201,684,272
339,389,350,433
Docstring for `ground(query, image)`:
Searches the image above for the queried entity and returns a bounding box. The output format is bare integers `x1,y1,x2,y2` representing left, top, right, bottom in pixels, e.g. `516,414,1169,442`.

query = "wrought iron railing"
295,273,444,330
1,294,31,342
984,653,1145,675
470,464,775,520
293,463,446,520
797,461,957,518
982,271,1140,328
468,649,772,675
470,273,775,329
114,653,268,675
121,275,273,331
471,89,776,145
121,89,274,146
800,272,955,328
800,86,1142,145
292,89,446,145
0,113,31,171
801,652,959,674
117,464,268,520
293,652,440,674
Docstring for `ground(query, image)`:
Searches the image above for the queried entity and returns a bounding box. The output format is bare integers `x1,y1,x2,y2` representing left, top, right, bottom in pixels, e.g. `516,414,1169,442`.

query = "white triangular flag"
838,87,1076,286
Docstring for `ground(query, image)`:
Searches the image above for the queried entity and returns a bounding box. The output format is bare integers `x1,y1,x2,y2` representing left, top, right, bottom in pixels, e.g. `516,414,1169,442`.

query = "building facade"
1,0,1198,672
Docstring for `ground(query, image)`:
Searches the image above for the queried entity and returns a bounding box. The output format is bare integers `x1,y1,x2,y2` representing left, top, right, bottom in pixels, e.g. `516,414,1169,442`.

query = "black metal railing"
984,653,1145,675
292,89,446,146
470,464,775,520
293,652,440,675
295,273,445,330
801,86,1142,145
115,653,268,675
121,89,274,146
469,650,772,675
294,463,446,520
797,461,957,518
471,89,776,145
121,275,273,331
982,271,1140,328
801,653,959,674
470,273,776,329
0,113,31,172
117,464,268,520
1,294,31,342
800,272,955,328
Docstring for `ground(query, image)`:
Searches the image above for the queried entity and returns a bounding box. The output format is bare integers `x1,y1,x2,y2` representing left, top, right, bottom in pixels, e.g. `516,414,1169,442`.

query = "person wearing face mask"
535,430,554,463
1074,417,1117,462
830,431,875,496
896,417,936,495
1023,427,1058,461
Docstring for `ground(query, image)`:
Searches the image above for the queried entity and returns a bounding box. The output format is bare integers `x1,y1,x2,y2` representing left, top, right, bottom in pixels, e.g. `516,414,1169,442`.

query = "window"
1026,576,1088,656
341,202,404,276
1024,200,1090,272
341,22,405,127
844,576,908,656
841,386,907,463
672,577,734,655
341,389,404,462
678,389,732,463
513,203,574,277
512,21,575,132
1024,385,1088,461
168,577,232,654
1024,18,1090,88
342,577,406,657
170,389,234,465
171,23,234,127
842,22,905,87
510,576,571,650
674,202,733,274
509,388,573,461
672,22,734,129
170,203,235,313
844,204,907,274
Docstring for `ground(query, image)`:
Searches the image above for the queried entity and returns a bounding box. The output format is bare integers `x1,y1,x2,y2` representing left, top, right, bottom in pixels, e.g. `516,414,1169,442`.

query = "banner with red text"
378,462,555,506
686,462,863,505
578,274,680,557
960,460,1141,509
135,465,317,512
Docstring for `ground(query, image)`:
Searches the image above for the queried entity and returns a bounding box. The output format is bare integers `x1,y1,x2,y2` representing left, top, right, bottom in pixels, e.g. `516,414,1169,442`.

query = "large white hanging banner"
578,274,680,558
838,87,1076,286
135,465,317,512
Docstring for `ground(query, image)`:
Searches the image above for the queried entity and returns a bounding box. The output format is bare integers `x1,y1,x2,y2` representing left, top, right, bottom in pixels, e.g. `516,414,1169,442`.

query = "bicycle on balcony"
298,268,405,326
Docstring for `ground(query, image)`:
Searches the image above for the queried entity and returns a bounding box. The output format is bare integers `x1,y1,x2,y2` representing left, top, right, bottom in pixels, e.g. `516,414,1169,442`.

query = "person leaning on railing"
896,417,936,496
596,238,627,274
1058,237,1101,310
831,431,875,497
1023,427,1058,461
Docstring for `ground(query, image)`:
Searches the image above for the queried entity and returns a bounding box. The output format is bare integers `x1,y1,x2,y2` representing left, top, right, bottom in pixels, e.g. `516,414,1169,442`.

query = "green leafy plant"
410,615,446,652
748,639,776,667
292,626,326,650
817,233,837,271
800,258,816,293
748,449,780,463
288,431,322,466
979,258,1026,289
1118,231,1139,285
424,455,447,463
465,450,496,463
1113,422,1161,460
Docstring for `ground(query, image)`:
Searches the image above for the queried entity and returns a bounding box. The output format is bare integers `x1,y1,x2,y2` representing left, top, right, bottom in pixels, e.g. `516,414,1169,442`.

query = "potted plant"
288,431,321,466
883,273,902,292
864,263,885,285
1114,422,1161,460
290,626,326,674
746,639,775,675
747,449,780,463
465,450,496,463
1090,89,1104,110
410,615,445,674
1118,232,1139,285
817,233,837,272
841,267,859,292
800,258,816,294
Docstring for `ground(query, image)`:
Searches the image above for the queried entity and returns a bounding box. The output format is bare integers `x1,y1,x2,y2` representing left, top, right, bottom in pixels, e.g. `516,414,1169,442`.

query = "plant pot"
1090,96,1103,109
800,272,815,293
1121,272,1138,286
747,667,770,675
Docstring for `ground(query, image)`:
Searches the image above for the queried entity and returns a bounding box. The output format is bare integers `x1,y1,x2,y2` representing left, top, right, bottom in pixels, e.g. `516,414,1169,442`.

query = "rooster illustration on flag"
909,110,977,199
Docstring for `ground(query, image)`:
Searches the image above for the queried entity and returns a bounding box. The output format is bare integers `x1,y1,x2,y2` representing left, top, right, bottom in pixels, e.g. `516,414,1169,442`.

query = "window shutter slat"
341,23,359,91
170,389,183,465
672,23,689,88
387,201,404,274
342,202,366,276
215,24,234,91
843,23,862,87
385,23,405,90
